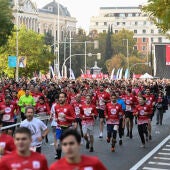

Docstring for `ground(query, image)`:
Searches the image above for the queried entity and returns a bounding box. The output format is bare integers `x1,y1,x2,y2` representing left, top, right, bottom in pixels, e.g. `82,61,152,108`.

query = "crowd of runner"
0,77,169,170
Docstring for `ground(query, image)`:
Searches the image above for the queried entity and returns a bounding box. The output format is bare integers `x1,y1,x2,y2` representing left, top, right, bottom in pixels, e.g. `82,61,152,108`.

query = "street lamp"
123,39,129,77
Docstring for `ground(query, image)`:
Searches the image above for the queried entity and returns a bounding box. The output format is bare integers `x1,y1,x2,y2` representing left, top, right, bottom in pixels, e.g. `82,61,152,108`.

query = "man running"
55,92,76,159
0,127,48,170
105,93,123,152
20,106,49,153
81,94,97,152
96,84,110,138
49,129,107,170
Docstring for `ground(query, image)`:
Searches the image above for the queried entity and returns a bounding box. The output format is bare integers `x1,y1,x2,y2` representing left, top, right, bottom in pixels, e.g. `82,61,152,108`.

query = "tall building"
90,6,170,54
12,0,77,40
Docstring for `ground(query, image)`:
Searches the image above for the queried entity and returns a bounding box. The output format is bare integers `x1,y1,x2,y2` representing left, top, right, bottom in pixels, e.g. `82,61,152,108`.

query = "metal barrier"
0,116,50,130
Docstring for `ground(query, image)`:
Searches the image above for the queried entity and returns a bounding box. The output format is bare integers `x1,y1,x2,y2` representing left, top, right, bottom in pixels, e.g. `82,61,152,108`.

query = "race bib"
146,100,151,105
58,112,65,121
140,110,145,116
2,114,11,121
126,105,131,111
84,108,91,116
99,98,105,105
111,109,116,115
75,107,80,115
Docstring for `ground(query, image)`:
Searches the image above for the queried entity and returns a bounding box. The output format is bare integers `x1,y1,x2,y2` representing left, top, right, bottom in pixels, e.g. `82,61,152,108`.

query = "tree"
104,26,113,60
143,0,170,32
111,29,136,57
0,0,14,46
0,26,55,77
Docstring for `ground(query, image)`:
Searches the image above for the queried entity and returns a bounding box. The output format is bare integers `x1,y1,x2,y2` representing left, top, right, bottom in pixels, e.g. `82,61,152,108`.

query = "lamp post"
123,39,129,77
57,0,60,77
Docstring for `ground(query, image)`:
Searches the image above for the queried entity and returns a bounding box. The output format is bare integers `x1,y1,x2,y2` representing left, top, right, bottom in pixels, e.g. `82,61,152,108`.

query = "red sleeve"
93,105,98,116
65,105,76,121
104,104,108,117
95,159,107,170
0,159,9,170
42,156,49,170
5,137,16,154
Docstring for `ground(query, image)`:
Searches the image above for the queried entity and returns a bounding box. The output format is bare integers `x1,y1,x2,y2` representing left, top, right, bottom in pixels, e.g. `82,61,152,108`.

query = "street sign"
8,56,17,68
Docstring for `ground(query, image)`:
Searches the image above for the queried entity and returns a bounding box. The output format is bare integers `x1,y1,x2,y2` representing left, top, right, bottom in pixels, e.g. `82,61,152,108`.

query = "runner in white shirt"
20,106,49,153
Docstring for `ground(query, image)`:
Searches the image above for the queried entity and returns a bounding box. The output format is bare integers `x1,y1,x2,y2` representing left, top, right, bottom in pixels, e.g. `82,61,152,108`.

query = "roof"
100,6,140,10
40,0,71,17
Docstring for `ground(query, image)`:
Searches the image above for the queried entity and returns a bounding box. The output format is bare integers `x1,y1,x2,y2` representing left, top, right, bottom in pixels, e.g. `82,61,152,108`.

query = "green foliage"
0,0,14,46
0,26,55,77
143,0,170,32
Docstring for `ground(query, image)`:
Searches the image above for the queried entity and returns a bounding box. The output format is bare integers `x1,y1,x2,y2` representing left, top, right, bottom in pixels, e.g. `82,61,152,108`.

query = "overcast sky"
33,0,148,31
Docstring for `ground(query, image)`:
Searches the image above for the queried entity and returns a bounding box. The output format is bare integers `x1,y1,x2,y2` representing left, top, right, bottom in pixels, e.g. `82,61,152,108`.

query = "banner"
18,56,27,68
8,56,17,68
116,68,120,80
119,68,123,79
110,68,115,80
166,45,170,65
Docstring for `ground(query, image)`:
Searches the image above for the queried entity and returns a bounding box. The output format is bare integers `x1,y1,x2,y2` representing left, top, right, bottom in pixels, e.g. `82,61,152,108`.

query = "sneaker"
111,147,115,152
140,144,145,148
149,135,152,140
99,135,103,139
119,139,122,145
86,142,90,149
107,137,110,143
89,147,94,152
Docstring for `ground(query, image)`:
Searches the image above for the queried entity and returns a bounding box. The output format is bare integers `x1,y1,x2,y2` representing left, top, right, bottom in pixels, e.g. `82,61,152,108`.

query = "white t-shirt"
20,118,47,147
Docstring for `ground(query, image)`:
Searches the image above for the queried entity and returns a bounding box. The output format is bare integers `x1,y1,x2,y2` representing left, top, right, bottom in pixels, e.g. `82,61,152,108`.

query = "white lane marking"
143,167,169,170
130,135,170,170
158,152,170,155
50,143,54,146
165,145,170,147
154,157,170,160
149,161,170,166
162,148,170,151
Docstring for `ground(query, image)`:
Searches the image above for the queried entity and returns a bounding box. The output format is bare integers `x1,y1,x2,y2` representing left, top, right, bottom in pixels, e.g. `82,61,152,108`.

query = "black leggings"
138,123,148,144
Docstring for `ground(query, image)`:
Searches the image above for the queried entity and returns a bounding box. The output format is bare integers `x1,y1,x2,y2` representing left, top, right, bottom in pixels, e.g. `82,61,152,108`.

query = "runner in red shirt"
49,129,107,170
0,124,16,157
55,92,76,159
0,127,48,170
124,88,137,139
0,96,17,136
134,96,151,148
72,94,83,137
32,86,44,103
81,94,97,152
143,88,155,140
105,93,123,152
96,84,110,138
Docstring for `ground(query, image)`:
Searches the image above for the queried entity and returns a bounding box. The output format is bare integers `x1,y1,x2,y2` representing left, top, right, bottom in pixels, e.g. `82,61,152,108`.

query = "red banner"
81,74,108,79
166,45,170,65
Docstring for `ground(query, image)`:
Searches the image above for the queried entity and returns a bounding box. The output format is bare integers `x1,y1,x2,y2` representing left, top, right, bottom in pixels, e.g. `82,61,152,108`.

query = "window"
115,30,118,33
134,38,137,42
103,30,106,33
117,22,120,25
142,46,146,51
132,13,136,17
128,13,132,17
158,37,162,43
120,13,125,17
143,38,146,42
48,6,53,12
151,29,154,34
104,22,107,26
134,46,137,50
151,37,154,42
158,29,162,34
96,22,98,26
134,30,137,34
143,29,146,34
143,21,146,25
122,22,126,25
135,21,138,26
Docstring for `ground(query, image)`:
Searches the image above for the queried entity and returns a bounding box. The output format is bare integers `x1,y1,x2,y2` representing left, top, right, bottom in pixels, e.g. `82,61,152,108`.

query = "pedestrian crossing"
130,136,170,170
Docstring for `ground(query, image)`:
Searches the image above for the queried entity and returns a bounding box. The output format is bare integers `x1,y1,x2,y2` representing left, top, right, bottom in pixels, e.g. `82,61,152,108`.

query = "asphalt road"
42,108,170,170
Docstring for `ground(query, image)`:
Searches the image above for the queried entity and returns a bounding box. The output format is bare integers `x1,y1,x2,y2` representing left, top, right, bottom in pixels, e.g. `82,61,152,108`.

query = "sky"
33,0,148,31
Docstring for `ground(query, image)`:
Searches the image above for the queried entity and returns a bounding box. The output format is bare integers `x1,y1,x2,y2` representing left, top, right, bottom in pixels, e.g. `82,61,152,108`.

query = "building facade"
90,6,170,54
12,0,77,40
